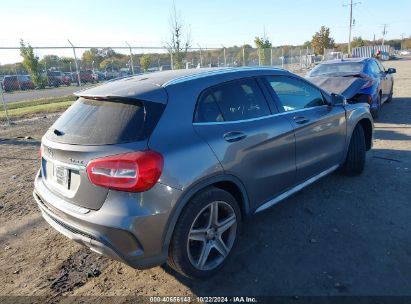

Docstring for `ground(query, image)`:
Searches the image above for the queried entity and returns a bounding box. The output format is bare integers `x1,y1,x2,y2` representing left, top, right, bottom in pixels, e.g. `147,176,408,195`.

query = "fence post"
68,40,81,87
1,88,11,126
270,48,273,66
300,49,302,70
242,47,245,66
125,41,135,75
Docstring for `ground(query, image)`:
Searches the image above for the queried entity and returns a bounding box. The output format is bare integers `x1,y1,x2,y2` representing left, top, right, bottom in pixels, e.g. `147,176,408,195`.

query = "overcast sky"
1,0,410,63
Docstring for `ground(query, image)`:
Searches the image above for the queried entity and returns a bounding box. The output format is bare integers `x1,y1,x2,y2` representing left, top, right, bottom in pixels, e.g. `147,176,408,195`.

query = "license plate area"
54,165,70,189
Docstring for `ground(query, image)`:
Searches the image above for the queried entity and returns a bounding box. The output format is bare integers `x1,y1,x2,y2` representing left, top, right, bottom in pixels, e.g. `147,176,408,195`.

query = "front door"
264,75,347,183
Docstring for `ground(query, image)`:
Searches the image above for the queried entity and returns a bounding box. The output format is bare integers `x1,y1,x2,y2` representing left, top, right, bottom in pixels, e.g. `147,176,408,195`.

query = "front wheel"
386,85,394,103
168,187,241,279
340,124,366,175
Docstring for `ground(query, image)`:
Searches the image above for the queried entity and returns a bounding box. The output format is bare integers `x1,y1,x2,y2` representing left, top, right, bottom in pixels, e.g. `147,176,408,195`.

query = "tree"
165,3,191,69
99,57,122,71
40,55,60,70
140,55,151,72
351,36,367,49
302,41,312,49
19,39,46,88
235,44,252,66
82,48,103,69
254,36,272,65
311,26,335,55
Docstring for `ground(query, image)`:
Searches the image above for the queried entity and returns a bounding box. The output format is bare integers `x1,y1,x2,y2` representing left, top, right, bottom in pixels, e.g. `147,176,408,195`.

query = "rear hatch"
41,96,165,210
306,76,368,100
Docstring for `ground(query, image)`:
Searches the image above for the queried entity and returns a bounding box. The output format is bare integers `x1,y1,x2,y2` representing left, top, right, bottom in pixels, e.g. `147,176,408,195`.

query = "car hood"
306,76,368,99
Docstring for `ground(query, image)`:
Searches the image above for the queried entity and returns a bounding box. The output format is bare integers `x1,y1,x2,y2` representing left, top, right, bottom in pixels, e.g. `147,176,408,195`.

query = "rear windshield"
309,62,364,76
46,97,165,145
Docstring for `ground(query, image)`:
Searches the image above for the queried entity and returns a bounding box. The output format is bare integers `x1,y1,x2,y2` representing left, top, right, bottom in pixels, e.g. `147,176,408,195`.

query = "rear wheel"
168,187,241,279
371,93,381,119
340,124,366,175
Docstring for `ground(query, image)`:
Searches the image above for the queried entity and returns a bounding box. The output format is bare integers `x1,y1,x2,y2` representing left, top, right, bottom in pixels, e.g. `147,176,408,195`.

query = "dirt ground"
0,59,410,301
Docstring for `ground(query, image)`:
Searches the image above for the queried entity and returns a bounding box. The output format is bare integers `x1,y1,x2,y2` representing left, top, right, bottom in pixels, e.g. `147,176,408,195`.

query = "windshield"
309,62,364,77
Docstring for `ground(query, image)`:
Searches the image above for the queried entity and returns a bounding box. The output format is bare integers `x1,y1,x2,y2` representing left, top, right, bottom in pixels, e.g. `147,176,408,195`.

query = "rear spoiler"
74,77,167,104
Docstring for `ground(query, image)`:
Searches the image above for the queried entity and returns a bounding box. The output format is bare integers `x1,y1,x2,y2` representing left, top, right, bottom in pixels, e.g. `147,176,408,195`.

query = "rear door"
263,76,346,183
376,60,393,99
193,78,296,208
369,59,388,98
41,97,164,210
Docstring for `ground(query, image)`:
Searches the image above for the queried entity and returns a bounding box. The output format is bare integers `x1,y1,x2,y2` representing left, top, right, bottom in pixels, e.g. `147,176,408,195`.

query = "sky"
0,0,410,64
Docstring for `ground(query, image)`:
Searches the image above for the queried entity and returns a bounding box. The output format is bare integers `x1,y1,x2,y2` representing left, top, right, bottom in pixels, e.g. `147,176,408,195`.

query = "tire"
168,187,241,279
340,124,366,175
371,94,381,119
386,85,394,103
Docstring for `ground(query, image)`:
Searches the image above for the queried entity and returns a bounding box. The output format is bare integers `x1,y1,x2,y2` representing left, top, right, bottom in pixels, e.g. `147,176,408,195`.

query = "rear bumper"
33,170,182,269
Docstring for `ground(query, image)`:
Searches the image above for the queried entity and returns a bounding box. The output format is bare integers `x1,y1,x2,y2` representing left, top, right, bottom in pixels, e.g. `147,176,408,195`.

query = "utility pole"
382,24,388,46
344,0,361,56
125,41,135,75
68,39,81,87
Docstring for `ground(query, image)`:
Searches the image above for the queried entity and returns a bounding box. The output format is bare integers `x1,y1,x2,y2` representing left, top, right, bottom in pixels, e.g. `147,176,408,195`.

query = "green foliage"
99,57,124,71
235,44,251,66
81,48,104,69
19,39,47,88
351,37,367,49
311,26,335,55
302,41,312,49
254,37,272,65
140,55,152,72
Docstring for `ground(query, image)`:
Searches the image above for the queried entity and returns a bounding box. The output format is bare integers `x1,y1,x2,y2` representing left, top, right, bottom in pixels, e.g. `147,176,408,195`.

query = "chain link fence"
1,45,321,125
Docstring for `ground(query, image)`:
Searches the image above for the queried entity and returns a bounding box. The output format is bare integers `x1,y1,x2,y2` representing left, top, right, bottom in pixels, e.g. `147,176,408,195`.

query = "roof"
320,57,370,64
75,67,290,103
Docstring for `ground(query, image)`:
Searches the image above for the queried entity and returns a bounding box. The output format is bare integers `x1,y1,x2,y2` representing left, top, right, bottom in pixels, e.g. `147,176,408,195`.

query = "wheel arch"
358,118,373,151
161,174,250,253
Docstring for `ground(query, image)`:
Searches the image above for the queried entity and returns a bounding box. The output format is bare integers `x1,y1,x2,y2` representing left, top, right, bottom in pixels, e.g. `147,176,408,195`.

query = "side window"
194,89,224,123
376,61,386,72
369,61,382,74
195,78,271,122
265,76,326,111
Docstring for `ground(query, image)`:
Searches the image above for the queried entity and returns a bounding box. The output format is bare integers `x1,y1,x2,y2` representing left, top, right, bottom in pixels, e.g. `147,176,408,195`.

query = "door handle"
293,116,310,124
223,131,247,142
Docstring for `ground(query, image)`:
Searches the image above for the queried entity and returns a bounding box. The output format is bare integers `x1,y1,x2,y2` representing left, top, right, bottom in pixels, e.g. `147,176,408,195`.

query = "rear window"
309,62,364,76
46,97,165,145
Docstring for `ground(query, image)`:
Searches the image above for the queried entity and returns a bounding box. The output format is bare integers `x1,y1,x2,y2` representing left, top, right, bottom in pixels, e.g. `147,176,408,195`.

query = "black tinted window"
195,78,271,122
46,97,165,145
266,76,326,111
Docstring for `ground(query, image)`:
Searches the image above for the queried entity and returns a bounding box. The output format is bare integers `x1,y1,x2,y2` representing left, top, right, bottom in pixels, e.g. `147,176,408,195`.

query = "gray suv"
34,68,373,279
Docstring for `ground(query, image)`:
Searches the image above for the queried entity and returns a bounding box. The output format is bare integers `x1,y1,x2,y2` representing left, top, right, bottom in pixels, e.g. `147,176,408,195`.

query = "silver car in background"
34,68,373,279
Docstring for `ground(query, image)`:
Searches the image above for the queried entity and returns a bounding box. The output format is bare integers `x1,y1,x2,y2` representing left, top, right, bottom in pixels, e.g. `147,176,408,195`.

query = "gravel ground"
0,59,410,301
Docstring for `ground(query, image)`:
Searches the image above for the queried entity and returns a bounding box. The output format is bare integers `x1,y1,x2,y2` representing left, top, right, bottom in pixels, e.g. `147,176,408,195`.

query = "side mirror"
387,68,396,74
331,93,347,107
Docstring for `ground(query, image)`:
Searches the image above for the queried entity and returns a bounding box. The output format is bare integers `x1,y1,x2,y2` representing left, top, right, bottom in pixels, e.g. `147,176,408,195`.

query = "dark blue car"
307,58,396,118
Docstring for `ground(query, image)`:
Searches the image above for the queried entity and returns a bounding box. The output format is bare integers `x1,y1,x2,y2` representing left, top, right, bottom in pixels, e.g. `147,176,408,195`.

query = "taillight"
359,74,375,89
86,151,163,192
367,95,372,105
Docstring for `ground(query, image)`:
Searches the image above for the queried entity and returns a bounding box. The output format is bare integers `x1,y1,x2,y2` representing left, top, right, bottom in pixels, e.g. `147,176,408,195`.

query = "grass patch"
1,96,75,119
5,95,77,110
